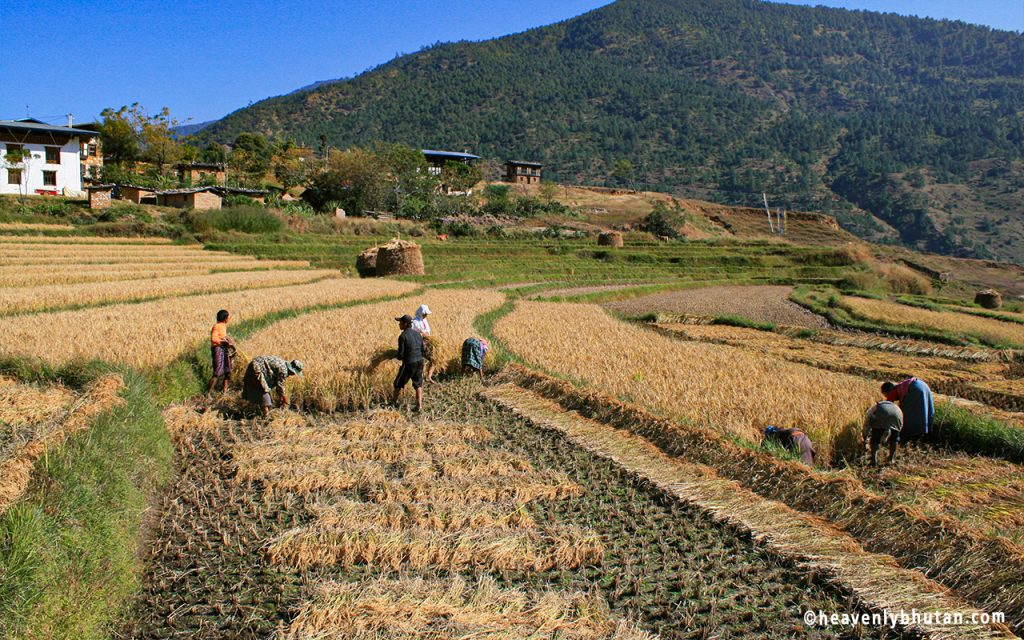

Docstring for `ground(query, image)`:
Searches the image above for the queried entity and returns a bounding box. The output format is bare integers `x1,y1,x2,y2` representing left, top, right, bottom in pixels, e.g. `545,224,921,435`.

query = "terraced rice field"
842,296,1024,348
495,301,877,462
604,285,828,327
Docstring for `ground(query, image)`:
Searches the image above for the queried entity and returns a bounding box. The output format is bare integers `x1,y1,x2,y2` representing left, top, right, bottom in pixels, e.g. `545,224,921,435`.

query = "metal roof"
421,149,480,160
212,186,268,195
155,186,221,195
507,160,543,167
0,118,97,137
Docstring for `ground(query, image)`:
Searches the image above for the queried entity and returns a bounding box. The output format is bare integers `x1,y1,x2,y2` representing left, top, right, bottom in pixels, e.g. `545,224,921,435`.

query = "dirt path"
604,285,828,327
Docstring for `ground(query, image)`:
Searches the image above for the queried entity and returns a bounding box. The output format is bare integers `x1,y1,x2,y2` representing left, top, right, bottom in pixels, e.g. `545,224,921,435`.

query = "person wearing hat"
393,314,425,412
242,355,303,416
412,304,437,384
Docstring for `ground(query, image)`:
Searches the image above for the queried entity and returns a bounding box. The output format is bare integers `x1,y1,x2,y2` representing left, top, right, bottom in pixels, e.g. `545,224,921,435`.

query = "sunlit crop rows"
0,268,337,314
843,296,1024,347
0,278,416,368
240,289,504,410
1,260,312,287
0,235,172,244
496,302,878,461
0,222,73,231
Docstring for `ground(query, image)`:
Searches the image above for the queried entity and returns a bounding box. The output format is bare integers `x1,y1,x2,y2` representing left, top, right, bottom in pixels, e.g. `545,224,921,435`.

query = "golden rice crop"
367,473,584,505
0,222,73,231
265,413,493,445
1,374,124,513
309,498,536,532
1,260,311,287
496,302,879,461
0,269,337,314
0,253,256,266
279,576,657,640
0,278,416,368
0,235,172,244
843,296,1024,347
268,521,602,571
239,289,505,410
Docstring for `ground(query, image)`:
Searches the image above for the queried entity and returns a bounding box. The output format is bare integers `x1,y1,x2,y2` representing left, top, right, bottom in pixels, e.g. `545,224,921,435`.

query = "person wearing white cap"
412,304,436,383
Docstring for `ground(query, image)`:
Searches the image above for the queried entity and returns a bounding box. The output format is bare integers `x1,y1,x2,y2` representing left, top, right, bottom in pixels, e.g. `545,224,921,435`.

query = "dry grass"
0,261,312,287
239,289,505,410
495,301,878,462
0,278,416,368
367,473,584,505
0,222,73,231
308,498,536,532
843,296,1024,347
0,374,124,513
279,576,657,640
0,236,173,244
268,521,602,571
0,269,338,314
264,410,494,445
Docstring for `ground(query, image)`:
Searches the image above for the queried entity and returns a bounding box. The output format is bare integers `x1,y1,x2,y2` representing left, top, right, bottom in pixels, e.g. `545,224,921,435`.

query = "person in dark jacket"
393,314,424,412
764,425,815,466
863,399,903,466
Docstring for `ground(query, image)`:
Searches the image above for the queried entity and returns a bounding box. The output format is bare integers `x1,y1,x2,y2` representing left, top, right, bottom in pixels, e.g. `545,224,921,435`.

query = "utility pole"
762,192,775,234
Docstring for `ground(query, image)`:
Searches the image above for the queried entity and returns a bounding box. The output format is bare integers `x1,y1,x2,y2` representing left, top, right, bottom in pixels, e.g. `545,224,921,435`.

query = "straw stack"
597,231,624,248
375,239,424,276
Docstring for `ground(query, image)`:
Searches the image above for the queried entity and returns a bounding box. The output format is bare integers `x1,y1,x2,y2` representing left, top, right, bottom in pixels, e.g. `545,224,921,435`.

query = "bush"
192,205,285,234
639,202,683,238
223,194,258,207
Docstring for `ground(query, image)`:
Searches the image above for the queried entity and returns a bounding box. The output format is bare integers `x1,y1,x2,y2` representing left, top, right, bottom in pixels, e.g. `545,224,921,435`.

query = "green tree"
2,146,35,203
538,180,559,204
230,133,273,183
611,159,636,190
440,160,482,194
303,147,388,213
272,143,316,190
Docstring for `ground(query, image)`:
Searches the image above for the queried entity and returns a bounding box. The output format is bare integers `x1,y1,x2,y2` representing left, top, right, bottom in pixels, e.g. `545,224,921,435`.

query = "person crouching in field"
461,337,489,381
863,399,903,466
208,309,235,397
393,314,424,412
882,377,934,440
242,355,303,416
763,426,815,465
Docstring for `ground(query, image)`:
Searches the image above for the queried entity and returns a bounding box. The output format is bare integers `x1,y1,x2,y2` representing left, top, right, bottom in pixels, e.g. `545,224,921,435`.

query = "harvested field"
0,235,173,244
124,384,898,639
495,301,876,462
604,285,828,327
535,283,665,299
851,444,1024,544
483,382,1010,639
0,278,416,368
280,577,657,640
0,222,73,231
0,268,337,314
0,374,124,513
239,289,504,410
0,260,312,287
842,296,1024,348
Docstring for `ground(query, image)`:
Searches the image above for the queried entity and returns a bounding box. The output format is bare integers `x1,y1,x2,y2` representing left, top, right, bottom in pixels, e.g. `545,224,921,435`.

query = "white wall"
0,138,83,196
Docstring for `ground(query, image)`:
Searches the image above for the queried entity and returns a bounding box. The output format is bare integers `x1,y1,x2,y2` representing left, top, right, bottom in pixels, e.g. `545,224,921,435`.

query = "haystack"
376,238,424,276
975,289,1002,309
356,247,379,278
597,231,624,248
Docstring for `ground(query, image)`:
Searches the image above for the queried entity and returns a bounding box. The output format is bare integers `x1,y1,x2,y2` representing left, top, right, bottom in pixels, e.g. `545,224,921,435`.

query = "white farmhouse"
0,118,98,197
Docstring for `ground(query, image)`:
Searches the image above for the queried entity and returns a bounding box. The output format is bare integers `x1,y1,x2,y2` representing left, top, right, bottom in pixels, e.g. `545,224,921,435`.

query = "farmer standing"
882,377,934,439
863,399,903,466
207,309,235,397
242,355,304,416
412,304,436,384
393,314,425,412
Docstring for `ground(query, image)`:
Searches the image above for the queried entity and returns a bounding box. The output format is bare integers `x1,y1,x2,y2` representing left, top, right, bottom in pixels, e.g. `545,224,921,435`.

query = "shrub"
223,194,258,207
639,202,683,239
194,205,285,234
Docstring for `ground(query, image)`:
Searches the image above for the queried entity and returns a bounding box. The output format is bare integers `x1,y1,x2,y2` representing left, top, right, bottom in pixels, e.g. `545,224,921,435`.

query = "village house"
156,186,222,210
421,149,479,176
176,162,226,185
505,160,543,185
117,184,157,205
0,118,96,196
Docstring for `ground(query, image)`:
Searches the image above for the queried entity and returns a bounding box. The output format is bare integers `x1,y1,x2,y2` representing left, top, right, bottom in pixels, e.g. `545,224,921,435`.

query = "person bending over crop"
461,337,489,381
393,314,424,412
863,399,903,466
242,355,303,416
763,426,815,465
207,309,235,397
882,378,934,440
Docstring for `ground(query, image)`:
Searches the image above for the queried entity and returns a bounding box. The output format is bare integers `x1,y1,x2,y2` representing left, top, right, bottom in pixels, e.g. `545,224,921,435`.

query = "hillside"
197,0,1024,263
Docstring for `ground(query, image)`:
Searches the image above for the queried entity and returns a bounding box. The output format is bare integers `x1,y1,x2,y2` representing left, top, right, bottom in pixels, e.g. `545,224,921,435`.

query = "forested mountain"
198,0,1024,262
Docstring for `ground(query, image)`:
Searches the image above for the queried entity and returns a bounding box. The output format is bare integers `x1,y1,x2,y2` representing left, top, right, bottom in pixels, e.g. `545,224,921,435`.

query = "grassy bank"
0,368,173,639
934,401,1024,464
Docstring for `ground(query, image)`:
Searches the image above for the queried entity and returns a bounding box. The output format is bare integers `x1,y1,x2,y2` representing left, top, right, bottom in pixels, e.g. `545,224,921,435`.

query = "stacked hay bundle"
375,239,424,276
597,231,624,248
975,289,1003,309
355,247,379,278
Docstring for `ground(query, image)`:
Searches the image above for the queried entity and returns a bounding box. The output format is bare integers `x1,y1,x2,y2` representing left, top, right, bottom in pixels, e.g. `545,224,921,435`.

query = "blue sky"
1,0,1019,126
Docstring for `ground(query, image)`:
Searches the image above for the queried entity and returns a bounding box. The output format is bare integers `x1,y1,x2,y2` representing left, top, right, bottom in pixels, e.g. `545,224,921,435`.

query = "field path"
483,383,1015,639
604,285,828,327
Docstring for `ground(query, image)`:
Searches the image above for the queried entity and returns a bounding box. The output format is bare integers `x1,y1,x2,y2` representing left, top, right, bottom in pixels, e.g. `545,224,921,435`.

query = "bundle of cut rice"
376,238,424,276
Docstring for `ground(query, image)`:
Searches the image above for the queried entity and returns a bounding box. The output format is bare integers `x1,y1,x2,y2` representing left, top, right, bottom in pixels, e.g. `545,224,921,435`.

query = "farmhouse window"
45,146,60,164
7,169,21,185
42,170,57,186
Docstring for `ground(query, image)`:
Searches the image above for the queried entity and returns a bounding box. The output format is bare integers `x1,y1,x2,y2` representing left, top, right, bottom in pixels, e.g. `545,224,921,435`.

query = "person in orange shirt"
208,309,235,396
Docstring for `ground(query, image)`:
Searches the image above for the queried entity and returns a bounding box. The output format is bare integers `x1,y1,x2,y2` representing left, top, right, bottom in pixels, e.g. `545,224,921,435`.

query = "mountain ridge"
197,0,1024,262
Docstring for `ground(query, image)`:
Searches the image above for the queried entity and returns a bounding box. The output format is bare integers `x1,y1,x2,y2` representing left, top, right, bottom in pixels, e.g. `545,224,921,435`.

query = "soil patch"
604,285,828,327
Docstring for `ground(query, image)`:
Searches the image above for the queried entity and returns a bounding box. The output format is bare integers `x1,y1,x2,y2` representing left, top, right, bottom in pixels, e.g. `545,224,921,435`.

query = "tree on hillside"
611,159,636,191
272,142,317,190
375,143,437,213
200,142,228,163
99,103,186,169
440,160,482,194
229,132,274,186
640,201,684,239
303,147,388,213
